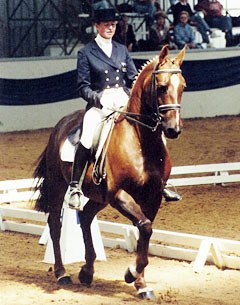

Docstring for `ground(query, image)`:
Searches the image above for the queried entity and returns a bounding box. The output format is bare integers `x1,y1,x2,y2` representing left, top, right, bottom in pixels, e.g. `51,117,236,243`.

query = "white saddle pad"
60,137,75,162
60,115,115,162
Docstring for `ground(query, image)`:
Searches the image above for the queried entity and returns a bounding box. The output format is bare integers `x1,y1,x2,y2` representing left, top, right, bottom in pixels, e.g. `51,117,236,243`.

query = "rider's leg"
69,142,90,209
68,107,104,209
69,88,129,209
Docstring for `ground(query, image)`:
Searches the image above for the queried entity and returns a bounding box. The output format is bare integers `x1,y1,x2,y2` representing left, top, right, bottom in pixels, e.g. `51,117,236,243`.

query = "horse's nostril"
167,128,181,138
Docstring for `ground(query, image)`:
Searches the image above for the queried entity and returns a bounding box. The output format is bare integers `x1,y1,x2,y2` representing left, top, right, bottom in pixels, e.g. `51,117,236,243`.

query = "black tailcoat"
77,39,137,108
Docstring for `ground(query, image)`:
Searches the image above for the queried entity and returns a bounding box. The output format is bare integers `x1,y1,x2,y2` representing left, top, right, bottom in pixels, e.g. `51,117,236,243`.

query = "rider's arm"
125,48,138,89
77,49,102,108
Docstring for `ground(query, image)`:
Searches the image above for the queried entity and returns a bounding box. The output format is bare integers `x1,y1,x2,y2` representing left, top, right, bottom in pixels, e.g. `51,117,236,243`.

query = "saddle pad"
60,137,75,162
60,115,115,162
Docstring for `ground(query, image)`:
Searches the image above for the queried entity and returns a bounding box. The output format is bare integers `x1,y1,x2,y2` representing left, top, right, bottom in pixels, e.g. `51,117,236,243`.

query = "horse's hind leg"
78,199,105,286
48,186,72,285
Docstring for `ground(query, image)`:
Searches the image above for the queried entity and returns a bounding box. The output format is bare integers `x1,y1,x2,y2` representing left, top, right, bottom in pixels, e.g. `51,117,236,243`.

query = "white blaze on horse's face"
170,74,180,102
170,73,181,126
157,70,183,139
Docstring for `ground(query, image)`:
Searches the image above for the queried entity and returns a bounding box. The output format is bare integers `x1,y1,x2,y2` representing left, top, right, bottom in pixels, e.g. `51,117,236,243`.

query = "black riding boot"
69,142,90,210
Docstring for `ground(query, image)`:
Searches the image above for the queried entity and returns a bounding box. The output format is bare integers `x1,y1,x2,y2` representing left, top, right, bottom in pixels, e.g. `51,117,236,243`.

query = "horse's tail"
33,148,49,213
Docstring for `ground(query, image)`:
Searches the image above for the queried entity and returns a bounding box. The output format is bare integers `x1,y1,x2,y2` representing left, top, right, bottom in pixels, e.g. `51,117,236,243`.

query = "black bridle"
111,64,182,132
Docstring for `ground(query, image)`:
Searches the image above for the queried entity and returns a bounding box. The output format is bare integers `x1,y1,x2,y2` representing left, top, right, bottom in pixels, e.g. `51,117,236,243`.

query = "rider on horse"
68,8,181,210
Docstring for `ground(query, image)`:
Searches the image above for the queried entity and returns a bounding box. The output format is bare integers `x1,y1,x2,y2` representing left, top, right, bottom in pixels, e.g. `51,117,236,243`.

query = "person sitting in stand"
149,11,171,50
172,0,211,44
69,8,182,209
174,10,200,49
113,14,138,52
93,0,111,10
194,0,233,46
133,0,157,26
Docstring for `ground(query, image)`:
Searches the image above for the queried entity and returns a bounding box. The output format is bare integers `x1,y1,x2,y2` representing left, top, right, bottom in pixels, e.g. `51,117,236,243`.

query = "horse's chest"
132,162,164,188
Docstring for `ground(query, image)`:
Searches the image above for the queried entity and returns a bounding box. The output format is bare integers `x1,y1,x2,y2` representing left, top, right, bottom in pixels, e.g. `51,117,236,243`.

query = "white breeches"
80,87,129,149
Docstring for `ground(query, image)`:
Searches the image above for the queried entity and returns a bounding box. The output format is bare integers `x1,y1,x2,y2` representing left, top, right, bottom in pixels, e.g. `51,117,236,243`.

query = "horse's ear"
159,45,169,63
174,46,186,67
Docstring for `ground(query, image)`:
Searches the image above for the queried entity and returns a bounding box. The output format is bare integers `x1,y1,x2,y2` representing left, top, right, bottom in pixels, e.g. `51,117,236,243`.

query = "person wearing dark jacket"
149,11,171,50
113,14,138,52
69,9,137,209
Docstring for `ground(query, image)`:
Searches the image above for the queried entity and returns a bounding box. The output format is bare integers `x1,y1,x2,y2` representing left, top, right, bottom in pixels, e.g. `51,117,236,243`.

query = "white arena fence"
1,162,240,272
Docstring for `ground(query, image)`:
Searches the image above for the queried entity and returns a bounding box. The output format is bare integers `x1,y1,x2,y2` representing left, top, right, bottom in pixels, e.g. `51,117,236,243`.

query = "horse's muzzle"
164,126,182,139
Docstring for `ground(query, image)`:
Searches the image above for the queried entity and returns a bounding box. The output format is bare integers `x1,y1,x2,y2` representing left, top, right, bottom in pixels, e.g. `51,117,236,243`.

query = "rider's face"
95,21,117,39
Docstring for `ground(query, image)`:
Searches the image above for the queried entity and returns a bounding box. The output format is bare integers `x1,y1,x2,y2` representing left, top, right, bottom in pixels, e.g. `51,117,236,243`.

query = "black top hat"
92,9,119,23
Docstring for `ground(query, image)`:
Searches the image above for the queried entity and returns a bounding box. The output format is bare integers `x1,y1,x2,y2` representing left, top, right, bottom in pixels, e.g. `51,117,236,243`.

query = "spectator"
173,11,200,49
167,0,177,12
149,11,171,50
133,0,157,26
154,0,162,12
172,0,211,44
68,8,138,209
194,0,233,44
93,0,111,10
113,14,138,52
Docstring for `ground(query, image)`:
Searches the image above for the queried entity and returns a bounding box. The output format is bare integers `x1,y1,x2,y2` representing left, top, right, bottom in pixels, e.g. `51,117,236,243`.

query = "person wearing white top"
68,9,137,209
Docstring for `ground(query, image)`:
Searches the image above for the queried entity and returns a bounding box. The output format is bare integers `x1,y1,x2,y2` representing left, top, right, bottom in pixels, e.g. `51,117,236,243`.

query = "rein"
112,66,182,132
114,109,161,132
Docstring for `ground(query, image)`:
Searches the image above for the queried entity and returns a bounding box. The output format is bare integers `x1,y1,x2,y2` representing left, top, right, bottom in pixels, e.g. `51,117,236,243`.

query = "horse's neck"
127,91,141,114
125,61,167,162
128,65,152,114
121,109,166,164
142,128,166,159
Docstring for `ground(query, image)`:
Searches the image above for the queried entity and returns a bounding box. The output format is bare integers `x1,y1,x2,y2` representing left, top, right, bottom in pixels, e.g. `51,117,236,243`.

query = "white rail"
0,163,240,271
168,162,240,187
1,205,240,272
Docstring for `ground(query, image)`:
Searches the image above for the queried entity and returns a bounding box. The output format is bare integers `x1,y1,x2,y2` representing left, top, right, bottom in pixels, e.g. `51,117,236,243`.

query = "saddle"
60,111,119,185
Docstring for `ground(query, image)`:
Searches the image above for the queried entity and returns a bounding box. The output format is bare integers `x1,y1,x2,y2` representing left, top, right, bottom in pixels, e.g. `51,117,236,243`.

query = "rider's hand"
93,92,102,108
100,90,113,109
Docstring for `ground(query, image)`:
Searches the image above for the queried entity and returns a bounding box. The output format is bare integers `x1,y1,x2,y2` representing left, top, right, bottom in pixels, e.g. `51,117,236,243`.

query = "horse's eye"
157,86,167,94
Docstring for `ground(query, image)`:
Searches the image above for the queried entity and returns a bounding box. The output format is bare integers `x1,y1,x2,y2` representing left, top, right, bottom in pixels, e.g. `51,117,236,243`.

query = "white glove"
100,88,129,110
100,89,115,109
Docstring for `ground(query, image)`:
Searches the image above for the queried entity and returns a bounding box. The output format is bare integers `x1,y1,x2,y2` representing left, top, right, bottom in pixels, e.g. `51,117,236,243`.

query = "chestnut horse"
34,45,186,299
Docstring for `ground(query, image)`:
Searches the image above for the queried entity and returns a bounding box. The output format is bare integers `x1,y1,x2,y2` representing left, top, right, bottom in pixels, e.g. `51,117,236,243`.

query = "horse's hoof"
124,267,137,284
138,288,155,300
79,268,93,286
57,274,73,285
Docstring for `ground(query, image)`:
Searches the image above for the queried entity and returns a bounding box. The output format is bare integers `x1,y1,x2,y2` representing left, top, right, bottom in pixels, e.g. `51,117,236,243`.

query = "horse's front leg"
125,220,155,299
113,190,155,299
78,199,106,286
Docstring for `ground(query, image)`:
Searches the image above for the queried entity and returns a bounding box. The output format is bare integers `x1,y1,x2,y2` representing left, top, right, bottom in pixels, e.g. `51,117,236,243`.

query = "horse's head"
152,45,186,139
130,45,186,139
151,45,186,139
